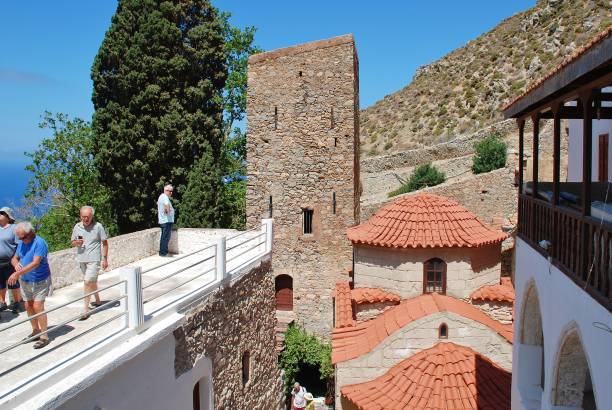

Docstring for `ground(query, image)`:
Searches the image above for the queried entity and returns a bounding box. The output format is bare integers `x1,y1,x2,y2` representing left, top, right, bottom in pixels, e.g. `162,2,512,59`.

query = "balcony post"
215,236,227,283
120,266,144,332
551,103,562,259
580,90,594,283
531,112,540,241
262,218,274,255
518,118,525,195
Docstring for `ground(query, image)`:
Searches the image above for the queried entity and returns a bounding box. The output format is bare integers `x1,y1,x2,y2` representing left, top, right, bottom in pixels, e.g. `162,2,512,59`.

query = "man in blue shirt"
157,184,175,257
8,221,52,349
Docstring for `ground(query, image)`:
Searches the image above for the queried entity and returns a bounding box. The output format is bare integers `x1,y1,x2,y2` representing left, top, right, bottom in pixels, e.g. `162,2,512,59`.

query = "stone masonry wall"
353,244,502,300
246,35,360,339
469,300,514,324
335,311,513,409
355,302,396,322
173,258,284,410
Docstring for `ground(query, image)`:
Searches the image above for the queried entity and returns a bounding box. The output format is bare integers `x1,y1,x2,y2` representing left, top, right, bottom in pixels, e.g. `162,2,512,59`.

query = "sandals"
79,313,91,321
22,331,40,342
33,338,50,349
90,301,104,308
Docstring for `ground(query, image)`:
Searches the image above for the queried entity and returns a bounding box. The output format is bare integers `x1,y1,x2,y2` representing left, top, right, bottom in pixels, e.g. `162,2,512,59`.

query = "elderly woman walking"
0,207,22,314
8,222,52,349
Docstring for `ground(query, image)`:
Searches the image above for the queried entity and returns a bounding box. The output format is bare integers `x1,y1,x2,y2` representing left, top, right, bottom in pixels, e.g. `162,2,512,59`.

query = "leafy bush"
388,163,446,197
472,135,507,174
278,324,333,395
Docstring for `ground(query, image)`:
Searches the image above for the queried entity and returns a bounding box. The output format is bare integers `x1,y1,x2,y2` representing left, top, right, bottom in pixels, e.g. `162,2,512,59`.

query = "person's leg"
0,265,8,309
25,300,39,333
33,301,48,341
160,223,170,255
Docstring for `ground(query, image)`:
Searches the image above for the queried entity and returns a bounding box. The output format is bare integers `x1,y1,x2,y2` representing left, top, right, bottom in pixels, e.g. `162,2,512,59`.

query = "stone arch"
517,280,545,397
552,325,596,409
275,274,293,311
520,280,543,346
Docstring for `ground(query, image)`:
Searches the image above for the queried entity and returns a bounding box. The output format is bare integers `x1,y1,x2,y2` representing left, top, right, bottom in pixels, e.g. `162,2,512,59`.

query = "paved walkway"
0,231,263,399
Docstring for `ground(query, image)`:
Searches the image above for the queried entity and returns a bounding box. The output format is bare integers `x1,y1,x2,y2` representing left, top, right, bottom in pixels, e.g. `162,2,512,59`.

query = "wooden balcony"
518,193,612,311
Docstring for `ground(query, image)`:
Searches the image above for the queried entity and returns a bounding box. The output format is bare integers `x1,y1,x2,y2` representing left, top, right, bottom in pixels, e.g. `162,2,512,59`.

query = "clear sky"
0,0,535,203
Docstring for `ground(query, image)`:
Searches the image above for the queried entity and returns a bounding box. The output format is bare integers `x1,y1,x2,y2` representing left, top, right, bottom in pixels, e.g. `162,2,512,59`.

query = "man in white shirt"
291,382,307,410
157,184,175,257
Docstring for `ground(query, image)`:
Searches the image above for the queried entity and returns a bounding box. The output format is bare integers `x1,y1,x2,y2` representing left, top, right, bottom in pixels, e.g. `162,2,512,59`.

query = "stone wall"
360,119,518,174
353,244,502,300
246,35,360,339
361,165,518,223
470,300,513,324
335,311,513,409
48,227,240,290
48,228,161,289
173,257,284,410
355,302,396,322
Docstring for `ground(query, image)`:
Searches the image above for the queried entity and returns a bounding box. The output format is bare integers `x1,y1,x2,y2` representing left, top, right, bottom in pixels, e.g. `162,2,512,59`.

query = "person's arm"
10,254,20,270
71,226,83,247
101,239,109,270
8,256,41,286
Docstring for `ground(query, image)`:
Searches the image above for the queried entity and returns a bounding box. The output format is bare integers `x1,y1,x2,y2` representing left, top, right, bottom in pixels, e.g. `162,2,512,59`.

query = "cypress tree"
91,0,226,232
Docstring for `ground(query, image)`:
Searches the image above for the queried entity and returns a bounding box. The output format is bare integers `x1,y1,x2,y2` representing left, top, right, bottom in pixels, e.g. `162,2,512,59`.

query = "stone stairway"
275,310,295,353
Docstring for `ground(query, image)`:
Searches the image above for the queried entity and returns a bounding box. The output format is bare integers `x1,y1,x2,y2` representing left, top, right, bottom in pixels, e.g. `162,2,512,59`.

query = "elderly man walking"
0,207,22,314
157,184,174,257
8,222,52,349
71,206,108,320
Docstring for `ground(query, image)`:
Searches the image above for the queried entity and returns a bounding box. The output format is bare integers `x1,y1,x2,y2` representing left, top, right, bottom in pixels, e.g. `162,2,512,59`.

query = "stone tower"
246,35,360,338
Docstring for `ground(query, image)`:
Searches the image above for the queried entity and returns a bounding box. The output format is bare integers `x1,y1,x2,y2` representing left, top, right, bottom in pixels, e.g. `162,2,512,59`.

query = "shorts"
0,263,20,290
20,277,51,302
79,261,101,283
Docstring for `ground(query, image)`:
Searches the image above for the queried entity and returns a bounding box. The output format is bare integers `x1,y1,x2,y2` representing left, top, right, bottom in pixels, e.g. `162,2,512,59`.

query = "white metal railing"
0,219,273,384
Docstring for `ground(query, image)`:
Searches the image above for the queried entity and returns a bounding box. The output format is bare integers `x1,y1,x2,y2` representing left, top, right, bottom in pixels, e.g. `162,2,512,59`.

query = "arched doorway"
518,282,545,396
553,328,596,409
275,274,293,311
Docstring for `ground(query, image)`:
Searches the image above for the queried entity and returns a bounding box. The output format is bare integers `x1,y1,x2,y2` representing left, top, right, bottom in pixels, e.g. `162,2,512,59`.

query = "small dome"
348,193,507,248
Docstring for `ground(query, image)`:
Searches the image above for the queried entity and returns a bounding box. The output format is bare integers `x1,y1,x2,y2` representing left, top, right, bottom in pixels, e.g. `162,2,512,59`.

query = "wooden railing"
519,194,611,311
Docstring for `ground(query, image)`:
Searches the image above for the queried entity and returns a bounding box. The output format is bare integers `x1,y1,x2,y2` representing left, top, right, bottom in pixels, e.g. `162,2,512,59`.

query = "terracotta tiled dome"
341,342,511,410
347,193,507,248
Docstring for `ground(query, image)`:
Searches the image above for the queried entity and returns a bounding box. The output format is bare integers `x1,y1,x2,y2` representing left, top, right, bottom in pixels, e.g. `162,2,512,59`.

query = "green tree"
216,12,260,230
472,134,507,174
279,324,334,397
23,112,118,251
92,0,227,232
176,143,223,228
388,163,446,197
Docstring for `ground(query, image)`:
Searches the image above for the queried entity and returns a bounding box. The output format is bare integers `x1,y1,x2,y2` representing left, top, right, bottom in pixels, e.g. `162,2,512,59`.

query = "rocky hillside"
360,0,610,156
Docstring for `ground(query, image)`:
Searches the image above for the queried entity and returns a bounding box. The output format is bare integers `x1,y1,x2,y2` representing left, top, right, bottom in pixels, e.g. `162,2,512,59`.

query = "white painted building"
503,28,612,410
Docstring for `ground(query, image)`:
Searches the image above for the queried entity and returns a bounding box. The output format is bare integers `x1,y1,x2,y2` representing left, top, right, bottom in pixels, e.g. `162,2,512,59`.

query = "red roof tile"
341,342,511,410
351,287,401,305
347,193,507,249
470,277,515,303
332,293,512,364
503,26,612,112
334,281,356,328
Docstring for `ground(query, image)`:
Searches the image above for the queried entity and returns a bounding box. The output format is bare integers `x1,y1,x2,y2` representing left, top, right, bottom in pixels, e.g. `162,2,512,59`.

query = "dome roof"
348,193,507,248
341,342,511,410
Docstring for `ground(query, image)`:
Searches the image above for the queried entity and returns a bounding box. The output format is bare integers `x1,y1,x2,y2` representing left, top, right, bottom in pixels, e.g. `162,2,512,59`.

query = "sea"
1,157,30,209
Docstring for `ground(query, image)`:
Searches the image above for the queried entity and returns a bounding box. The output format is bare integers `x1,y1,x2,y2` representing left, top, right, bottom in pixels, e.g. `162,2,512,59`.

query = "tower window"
303,209,314,234
334,137,338,147
423,258,446,294
268,195,273,218
298,71,303,77
332,192,337,214
439,323,448,339
241,351,250,386
274,106,278,130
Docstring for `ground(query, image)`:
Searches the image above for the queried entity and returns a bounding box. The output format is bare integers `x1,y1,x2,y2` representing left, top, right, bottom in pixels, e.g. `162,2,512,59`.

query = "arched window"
423,258,446,294
275,275,293,311
241,351,251,386
438,323,448,339
553,328,596,409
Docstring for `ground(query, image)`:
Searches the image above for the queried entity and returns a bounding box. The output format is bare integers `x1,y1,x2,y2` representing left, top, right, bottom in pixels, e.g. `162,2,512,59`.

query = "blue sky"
0,0,535,203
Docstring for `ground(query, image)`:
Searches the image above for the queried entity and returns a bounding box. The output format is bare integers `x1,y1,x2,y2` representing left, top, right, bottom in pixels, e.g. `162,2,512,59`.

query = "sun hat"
0,207,15,222
304,392,314,401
